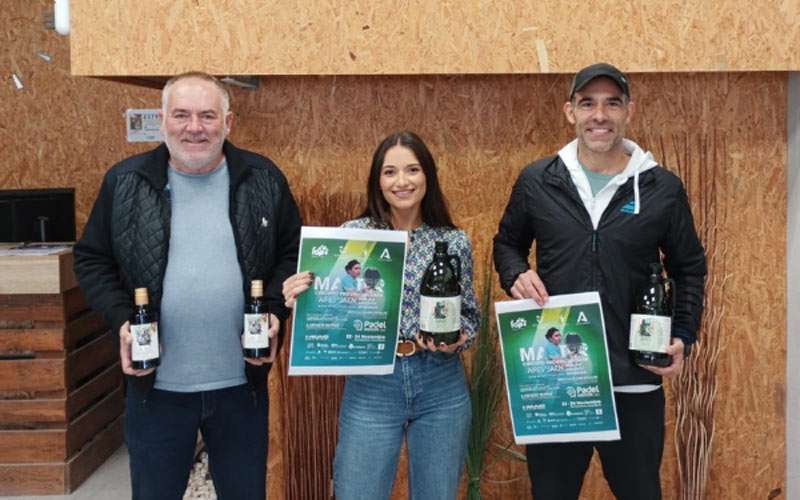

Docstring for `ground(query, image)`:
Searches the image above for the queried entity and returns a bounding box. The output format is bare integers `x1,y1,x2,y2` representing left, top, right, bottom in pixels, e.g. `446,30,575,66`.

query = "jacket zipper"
548,168,599,291
158,186,172,310
592,230,599,290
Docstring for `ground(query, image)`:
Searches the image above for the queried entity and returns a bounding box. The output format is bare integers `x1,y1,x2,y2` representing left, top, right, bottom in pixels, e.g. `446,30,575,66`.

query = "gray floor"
6,445,130,500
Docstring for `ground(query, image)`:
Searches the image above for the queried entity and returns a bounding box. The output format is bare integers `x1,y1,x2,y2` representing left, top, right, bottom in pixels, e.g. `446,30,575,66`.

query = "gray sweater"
154,162,247,392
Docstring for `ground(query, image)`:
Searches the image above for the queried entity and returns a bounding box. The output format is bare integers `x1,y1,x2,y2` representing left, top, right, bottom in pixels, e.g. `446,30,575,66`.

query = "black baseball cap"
569,63,630,99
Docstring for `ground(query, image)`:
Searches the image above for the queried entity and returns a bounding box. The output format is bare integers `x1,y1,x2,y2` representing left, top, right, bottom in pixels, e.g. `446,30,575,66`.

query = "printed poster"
288,226,407,375
126,108,163,143
495,292,620,444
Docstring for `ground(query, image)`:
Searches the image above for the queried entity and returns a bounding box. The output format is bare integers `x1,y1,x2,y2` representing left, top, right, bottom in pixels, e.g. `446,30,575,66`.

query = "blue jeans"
334,351,472,500
125,384,269,500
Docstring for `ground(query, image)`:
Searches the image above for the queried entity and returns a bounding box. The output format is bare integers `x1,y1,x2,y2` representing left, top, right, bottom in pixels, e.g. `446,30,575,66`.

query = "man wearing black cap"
493,63,707,499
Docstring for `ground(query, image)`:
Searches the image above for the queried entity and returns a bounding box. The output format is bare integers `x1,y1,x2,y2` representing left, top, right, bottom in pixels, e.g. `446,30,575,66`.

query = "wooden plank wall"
70,0,800,75
2,1,787,498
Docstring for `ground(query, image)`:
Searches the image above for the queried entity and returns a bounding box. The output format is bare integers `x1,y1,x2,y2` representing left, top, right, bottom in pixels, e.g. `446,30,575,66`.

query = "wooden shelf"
0,249,76,295
0,249,123,494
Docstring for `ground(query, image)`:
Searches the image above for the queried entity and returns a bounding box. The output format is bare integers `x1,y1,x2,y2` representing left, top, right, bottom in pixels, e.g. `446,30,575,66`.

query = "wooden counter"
0,247,123,495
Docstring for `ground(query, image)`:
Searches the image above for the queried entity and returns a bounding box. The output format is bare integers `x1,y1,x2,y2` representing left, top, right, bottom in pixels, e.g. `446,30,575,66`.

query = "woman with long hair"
283,131,480,499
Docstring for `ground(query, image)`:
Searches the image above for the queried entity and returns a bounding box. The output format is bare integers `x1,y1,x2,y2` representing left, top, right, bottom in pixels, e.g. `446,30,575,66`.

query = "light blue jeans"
333,351,471,500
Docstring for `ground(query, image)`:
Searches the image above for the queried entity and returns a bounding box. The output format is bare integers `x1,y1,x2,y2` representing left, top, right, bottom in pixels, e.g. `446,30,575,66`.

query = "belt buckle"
396,339,416,357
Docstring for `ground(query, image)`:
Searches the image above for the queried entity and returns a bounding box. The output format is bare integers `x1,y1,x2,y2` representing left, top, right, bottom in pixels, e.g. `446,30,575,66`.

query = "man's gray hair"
161,71,231,116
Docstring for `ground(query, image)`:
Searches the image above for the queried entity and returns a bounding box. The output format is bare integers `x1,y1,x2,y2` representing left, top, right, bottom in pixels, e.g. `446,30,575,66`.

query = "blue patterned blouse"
342,217,481,351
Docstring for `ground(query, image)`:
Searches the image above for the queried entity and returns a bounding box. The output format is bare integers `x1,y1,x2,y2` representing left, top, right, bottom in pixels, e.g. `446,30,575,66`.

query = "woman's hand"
282,271,314,308
415,331,468,354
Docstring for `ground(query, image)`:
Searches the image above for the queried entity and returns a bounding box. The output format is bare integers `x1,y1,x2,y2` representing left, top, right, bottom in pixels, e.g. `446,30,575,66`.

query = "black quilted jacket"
74,141,301,393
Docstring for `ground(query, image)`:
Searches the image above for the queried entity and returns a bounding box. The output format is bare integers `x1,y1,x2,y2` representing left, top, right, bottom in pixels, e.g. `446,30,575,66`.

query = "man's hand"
244,313,280,366
510,270,549,305
640,337,685,378
119,321,156,377
415,331,468,354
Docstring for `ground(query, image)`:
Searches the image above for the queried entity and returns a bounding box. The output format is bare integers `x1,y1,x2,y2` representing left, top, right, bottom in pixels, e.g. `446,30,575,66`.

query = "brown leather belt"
396,339,417,357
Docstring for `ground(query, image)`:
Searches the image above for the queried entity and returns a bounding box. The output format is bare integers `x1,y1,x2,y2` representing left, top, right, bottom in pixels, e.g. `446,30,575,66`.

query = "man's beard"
164,134,225,172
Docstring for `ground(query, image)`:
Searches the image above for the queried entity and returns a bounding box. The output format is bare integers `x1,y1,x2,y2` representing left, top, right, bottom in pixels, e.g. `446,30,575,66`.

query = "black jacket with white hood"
494,138,707,388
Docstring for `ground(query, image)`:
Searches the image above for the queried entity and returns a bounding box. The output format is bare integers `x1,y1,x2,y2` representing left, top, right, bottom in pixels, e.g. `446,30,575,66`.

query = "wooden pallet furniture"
0,247,123,495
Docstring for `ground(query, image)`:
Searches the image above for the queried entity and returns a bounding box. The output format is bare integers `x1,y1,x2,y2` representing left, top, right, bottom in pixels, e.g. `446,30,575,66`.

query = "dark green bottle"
419,241,461,345
630,263,673,367
130,288,160,370
243,280,270,358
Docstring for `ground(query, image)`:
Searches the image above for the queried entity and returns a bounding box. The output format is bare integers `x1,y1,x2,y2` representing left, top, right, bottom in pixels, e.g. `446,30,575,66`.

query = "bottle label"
419,295,461,332
629,314,671,353
243,313,270,349
131,322,159,361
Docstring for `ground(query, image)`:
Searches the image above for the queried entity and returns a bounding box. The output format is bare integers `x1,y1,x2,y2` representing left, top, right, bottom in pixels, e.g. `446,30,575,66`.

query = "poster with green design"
495,292,620,444
288,226,407,376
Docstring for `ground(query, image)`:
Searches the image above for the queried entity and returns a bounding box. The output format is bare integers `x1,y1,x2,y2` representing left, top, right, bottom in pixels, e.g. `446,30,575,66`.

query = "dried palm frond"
465,266,504,500
278,188,364,500
654,131,729,500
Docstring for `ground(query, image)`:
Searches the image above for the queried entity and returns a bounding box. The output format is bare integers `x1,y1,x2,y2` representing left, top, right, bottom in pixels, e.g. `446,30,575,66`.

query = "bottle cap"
134,288,149,306
251,280,264,297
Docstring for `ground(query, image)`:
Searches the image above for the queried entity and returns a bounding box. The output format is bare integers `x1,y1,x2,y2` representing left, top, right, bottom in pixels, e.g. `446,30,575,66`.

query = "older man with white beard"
74,72,301,500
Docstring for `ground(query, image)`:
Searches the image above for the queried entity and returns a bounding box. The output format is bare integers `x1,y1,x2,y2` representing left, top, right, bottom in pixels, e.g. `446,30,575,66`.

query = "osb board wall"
70,0,800,76
3,2,786,498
